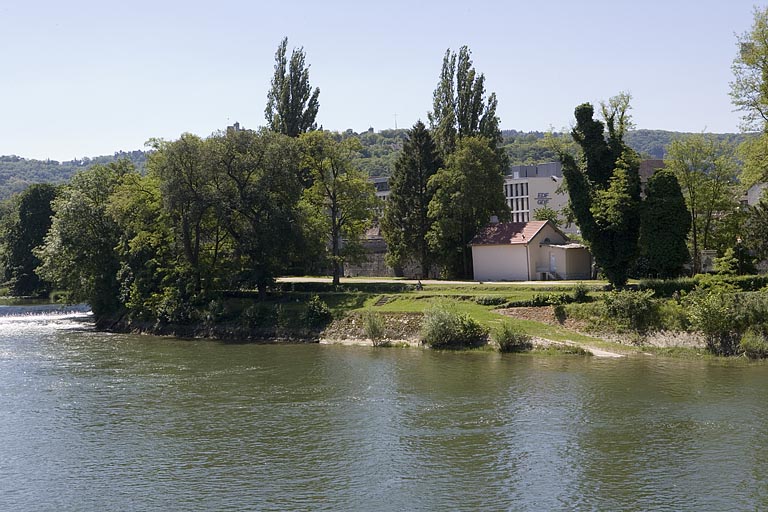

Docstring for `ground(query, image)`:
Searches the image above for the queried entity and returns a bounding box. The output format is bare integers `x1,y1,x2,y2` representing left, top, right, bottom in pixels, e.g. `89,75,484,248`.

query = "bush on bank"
421,302,488,349
492,320,533,352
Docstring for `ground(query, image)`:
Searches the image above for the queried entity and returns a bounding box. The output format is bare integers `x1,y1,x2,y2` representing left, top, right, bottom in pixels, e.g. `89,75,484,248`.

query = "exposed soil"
496,306,706,349
321,312,423,345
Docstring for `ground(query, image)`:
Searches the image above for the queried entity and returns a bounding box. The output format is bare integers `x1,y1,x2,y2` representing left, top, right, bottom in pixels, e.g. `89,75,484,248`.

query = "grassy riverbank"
100,274,768,359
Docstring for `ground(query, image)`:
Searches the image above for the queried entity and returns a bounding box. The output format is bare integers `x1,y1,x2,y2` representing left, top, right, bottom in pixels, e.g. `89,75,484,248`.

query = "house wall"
528,224,569,279
471,245,529,281
564,247,592,279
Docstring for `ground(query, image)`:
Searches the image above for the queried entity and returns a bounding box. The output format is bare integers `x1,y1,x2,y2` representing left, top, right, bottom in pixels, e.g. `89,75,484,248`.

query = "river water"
1,307,768,511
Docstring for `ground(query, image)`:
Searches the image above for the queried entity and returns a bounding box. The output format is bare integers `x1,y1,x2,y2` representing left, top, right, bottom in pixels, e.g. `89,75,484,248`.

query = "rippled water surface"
2,308,768,511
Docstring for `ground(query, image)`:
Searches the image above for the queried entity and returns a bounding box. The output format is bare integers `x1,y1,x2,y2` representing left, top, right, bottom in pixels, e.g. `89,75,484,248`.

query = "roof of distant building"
470,220,553,246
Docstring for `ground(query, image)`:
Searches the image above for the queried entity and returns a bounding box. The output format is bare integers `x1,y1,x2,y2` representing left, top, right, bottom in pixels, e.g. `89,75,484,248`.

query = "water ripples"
2,317,768,510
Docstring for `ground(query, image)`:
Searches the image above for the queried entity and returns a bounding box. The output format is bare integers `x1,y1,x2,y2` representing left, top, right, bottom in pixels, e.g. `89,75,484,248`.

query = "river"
1,306,767,511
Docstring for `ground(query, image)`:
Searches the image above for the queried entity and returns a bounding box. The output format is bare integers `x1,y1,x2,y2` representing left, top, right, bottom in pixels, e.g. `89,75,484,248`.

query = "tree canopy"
300,131,377,285
427,136,508,279
265,37,320,138
637,169,691,278
665,134,739,274
381,121,442,278
558,94,641,288
428,46,505,168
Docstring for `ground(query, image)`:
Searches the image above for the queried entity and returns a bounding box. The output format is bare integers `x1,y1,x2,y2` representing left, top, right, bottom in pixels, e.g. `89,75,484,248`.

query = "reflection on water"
0,308,767,511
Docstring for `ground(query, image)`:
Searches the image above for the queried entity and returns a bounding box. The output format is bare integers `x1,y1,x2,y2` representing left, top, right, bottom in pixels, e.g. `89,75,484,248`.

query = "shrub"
602,289,658,333
421,302,488,349
304,295,332,327
739,325,768,359
492,321,532,352
685,290,768,355
363,309,387,346
571,283,590,303
241,303,279,328
474,295,508,306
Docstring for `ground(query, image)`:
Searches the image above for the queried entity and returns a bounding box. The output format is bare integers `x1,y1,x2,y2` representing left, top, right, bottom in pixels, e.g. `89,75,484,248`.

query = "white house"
470,220,591,281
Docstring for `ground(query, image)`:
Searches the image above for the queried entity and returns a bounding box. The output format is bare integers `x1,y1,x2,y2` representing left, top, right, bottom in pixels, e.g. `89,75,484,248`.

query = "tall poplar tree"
427,46,505,167
265,37,320,138
558,94,641,288
381,121,442,278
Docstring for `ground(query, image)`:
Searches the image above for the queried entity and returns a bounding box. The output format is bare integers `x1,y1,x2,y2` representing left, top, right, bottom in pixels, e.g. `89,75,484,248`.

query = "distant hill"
0,151,148,200
0,128,749,200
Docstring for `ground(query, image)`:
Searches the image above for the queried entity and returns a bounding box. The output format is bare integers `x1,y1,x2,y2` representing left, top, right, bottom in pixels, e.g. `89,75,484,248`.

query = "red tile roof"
470,221,550,246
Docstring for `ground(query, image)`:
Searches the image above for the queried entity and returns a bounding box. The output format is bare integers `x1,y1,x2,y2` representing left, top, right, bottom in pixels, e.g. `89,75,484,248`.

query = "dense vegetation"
0,129,748,200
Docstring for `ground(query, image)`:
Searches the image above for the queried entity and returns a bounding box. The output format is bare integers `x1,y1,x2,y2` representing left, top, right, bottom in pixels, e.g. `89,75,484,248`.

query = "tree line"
3,14,768,313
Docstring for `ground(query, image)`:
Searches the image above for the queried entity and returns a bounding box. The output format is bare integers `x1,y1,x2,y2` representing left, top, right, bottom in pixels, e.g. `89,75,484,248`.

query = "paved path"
277,276,597,287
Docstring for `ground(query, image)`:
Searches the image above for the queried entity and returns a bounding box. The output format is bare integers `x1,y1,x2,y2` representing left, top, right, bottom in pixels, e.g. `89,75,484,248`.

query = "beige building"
470,220,591,281
503,163,573,233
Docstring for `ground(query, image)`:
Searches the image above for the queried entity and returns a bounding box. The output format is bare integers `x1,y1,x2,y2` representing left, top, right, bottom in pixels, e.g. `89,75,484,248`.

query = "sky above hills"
1,0,761,161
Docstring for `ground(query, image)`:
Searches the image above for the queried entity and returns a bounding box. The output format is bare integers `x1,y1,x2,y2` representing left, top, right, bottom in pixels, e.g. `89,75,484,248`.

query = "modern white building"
503,163,570,229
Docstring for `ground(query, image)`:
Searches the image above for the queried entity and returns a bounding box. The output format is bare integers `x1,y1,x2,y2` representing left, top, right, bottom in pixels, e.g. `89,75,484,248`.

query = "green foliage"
304,295,332,327
428,46,505,167
0,152,148,201
301,131,377,285
1,183,58,296
731,6,768,131
421,301,488,348
637,170,690,278
427,137,508,278
736,133,768,188
714,247,739,276
381,121,441,277
147,133,222,293
665,134,739,273
492,320,533,352
558,94,641,289
474,295,508,306
265,37,320,138
36,161,133,316
686,290,768,355
362,309,387,346
601,289,658,333
744,199,768,262
242,303,280,328
210,129,308,295
532,205,562,227
739,325,768,359
571,283,590,303
638,277,698,297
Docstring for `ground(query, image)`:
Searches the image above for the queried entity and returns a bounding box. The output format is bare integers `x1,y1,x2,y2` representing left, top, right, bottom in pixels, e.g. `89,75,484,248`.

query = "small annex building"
470,220,592,281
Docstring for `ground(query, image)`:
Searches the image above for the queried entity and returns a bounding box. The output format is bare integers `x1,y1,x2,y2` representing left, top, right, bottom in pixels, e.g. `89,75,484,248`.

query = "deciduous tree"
428,46,505,167
210,129,306,298
300,131,377,285
427,136,508,279
147,134,223,293
1,184,58,296
265,37,320,138
731,7,768,197
36,161,133,315
665,134,739,274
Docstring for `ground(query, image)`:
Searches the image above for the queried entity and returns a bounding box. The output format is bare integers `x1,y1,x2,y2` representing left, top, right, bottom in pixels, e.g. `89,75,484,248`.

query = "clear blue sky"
1,0,761,161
